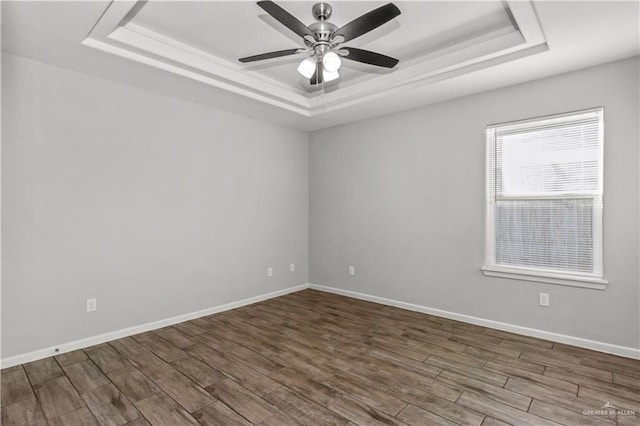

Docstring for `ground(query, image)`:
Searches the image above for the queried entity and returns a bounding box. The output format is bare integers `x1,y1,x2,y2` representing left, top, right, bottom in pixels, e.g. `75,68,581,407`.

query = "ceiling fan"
239,1,401,86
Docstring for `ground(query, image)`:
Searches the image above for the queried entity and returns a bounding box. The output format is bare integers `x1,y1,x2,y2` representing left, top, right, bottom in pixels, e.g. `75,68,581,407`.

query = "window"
483,108,607,289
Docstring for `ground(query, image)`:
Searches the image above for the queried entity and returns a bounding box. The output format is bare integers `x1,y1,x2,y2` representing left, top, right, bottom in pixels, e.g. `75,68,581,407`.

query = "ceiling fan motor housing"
309,21,337,43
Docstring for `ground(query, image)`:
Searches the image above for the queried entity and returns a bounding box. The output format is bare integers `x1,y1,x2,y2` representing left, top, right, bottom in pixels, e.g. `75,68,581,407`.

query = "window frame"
482,107,608,290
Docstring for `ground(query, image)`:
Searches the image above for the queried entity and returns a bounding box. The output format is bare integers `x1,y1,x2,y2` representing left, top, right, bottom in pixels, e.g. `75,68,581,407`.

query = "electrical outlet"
348,266,355,276
539,293,550,307
267,267,273,277
290,263,295,272
86,298,97,312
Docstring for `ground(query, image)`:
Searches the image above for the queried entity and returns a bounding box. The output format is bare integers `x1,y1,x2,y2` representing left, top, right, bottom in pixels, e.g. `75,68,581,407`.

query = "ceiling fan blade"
257,1,315,39
341,47,399,68
332,3,401,43
310,66,323,85
239,48,305,63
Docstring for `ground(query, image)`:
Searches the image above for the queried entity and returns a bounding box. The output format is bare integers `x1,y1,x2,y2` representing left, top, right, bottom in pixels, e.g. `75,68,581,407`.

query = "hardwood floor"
2,289,639,425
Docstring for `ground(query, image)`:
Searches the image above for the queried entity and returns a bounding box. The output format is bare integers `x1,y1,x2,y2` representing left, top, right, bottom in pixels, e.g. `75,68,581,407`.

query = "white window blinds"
485,108,604,283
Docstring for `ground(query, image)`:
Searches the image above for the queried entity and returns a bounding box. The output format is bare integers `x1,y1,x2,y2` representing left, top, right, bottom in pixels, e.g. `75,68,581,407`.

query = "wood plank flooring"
2,289,639,425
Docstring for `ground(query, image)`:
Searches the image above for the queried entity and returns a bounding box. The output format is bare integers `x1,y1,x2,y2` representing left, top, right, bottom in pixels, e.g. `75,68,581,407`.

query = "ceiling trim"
81,36,311,116
83,0,548,117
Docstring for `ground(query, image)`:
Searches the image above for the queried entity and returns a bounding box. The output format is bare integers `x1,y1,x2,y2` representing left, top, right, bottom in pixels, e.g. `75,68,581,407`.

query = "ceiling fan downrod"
308,3,338,44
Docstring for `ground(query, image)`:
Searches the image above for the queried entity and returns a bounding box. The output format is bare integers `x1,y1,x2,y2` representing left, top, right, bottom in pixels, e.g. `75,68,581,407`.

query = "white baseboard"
309,284,640,360
4,282,638,367
0,284,309,369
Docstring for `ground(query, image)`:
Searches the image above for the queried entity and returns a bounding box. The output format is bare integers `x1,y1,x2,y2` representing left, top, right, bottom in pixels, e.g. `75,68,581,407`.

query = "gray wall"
309,57,640,349
1,53,309,358
3,51,638,359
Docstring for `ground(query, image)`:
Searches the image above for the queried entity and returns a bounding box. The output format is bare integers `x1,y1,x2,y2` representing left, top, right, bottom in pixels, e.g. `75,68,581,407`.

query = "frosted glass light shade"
323,69,340,82
322,51,342,72
297,57,317,78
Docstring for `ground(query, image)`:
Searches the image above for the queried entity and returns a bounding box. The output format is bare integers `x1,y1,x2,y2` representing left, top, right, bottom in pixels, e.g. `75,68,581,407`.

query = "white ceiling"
2,1,639,131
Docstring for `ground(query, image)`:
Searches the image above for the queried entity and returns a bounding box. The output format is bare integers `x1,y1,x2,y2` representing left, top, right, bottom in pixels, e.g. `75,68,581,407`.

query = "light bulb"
322,51,342,72
297,57,317,78
323,68,340,82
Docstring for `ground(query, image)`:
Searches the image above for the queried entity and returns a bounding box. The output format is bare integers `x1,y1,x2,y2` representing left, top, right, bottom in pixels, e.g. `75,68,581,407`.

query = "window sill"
481,266,608,290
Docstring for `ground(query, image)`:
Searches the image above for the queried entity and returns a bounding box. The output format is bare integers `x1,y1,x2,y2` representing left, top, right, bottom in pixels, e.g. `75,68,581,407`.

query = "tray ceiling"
2,1,638,130
84,1,546,116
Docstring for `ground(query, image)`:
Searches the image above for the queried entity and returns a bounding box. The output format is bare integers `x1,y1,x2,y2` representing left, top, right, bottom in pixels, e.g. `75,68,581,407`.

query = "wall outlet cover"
539,293,550,307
